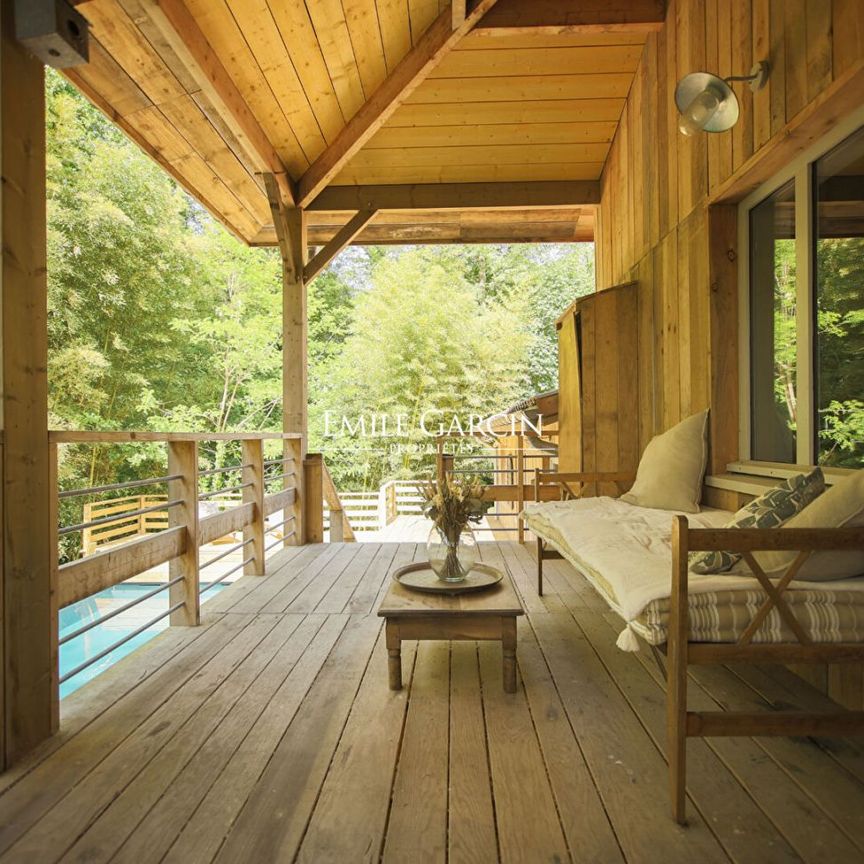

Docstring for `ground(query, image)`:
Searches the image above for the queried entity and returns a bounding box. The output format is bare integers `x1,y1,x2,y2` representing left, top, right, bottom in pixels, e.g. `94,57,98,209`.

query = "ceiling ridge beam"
471,0,666,35
296,0,500,208
306,180,601,212
304,210,378,283
133,0,296,205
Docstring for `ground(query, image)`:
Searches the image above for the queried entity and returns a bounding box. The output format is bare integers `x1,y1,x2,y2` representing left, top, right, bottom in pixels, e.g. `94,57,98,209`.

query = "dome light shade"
675,72,739,134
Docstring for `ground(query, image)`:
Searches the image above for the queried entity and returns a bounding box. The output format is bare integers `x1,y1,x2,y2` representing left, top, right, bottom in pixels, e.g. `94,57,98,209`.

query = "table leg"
502,616,517,693
386,620,402,690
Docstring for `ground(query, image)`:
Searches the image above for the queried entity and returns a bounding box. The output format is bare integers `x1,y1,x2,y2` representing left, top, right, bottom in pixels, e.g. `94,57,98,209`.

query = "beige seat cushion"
620,410,708,514
754,469,864,582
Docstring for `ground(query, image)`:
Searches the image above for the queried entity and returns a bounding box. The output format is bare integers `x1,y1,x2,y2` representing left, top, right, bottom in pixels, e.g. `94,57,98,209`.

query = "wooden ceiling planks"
67,0,268,240
63,0,655,244
339,25,646,187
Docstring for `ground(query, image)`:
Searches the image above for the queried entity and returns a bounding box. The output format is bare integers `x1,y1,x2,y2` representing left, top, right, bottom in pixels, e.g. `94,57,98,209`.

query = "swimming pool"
59,582,224,698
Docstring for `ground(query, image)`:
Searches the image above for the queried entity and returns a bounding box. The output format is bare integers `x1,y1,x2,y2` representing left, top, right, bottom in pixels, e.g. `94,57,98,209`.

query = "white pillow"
754,469,864,582
620,410,708,513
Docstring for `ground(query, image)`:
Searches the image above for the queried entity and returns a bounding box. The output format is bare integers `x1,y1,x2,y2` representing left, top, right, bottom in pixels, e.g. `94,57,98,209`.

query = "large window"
813,127,864,468
745,120,864,469
750,180,797,463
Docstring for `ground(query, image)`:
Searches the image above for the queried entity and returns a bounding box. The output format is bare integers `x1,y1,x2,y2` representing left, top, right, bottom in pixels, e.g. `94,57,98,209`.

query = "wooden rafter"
296,0,501,208
473,0,667,35
304,210,378,283
306,180,601,212
128,0,295,205
262,173,291,263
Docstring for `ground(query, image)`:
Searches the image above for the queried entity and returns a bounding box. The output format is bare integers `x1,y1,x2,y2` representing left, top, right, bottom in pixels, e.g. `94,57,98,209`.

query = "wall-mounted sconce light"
675,61,769,136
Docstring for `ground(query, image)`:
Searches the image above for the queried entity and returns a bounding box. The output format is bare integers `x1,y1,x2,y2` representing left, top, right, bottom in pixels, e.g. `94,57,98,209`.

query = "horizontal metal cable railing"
52,431,306,689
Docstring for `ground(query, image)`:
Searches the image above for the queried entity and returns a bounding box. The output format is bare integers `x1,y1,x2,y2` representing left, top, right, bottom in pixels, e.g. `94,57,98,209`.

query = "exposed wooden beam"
304,210,378,283
297,0,500,208
128,0,295,205
473,0,666,35
263,173,291,262
251,220,594,247
307,180,601,212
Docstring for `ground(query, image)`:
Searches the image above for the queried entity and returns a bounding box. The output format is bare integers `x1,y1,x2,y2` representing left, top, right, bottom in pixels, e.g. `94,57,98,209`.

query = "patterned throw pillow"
689,468,825,574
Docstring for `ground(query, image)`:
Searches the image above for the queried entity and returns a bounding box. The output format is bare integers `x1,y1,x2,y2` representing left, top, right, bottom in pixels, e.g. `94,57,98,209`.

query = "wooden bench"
529,470,864,825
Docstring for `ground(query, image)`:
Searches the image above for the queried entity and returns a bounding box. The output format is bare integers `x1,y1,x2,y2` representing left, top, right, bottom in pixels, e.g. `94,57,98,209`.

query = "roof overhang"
61,0,665,246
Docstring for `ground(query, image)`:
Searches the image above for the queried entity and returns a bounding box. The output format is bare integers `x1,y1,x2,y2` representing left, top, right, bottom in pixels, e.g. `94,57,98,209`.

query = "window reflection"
750,180,797,463
814,127,864,469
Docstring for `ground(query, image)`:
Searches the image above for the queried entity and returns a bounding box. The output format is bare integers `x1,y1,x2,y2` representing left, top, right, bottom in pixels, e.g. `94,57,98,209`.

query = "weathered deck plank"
0,542,862,864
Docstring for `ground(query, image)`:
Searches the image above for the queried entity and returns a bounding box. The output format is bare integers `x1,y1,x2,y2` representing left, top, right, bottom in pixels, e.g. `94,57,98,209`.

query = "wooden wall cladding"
595,0,864,709
556,283,640,493
596,0,864,464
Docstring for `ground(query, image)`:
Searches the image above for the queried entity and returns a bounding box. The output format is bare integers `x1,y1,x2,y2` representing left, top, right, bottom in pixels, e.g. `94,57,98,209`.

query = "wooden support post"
168,442,199,626
1,4,54,767
265,175,309,546
242,439,265,575
667,516,690,825
282,206,308,441
303,454,324,544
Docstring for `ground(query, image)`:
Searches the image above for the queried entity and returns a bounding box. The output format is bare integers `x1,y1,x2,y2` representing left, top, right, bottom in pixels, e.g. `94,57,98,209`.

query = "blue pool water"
59,582,224,698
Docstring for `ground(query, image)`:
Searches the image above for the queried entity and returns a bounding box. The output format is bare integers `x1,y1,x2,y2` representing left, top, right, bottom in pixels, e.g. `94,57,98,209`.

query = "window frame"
737,103,864,469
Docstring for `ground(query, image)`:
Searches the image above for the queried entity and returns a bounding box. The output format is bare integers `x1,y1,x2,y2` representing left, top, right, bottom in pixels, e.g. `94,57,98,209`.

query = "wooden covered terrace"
2,0,864,861
5,541,864,864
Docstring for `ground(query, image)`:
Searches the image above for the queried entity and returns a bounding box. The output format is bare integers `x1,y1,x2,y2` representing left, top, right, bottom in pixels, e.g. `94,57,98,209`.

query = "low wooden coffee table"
377,565,524,692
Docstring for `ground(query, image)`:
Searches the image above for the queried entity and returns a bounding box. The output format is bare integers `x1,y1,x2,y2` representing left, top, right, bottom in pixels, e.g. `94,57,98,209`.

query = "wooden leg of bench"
668,516,689,825
536,537,544,596
667,638,687,824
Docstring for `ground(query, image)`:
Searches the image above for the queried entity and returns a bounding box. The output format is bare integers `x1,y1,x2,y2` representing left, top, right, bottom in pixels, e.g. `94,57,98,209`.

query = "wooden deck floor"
2,542,864,863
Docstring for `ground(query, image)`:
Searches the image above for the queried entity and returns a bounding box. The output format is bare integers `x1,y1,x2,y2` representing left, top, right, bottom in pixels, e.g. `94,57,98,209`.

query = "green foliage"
765,231,863,469
46,71,595,558
308,245,593,489
815,236,864,467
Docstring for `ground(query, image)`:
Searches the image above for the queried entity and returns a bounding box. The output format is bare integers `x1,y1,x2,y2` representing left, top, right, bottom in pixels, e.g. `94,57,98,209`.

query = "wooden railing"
52,431,313,686
436,433,552,542
322,462,355,542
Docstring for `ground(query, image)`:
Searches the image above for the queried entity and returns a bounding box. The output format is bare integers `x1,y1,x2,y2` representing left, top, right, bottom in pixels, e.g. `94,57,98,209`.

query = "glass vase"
426,525,478,583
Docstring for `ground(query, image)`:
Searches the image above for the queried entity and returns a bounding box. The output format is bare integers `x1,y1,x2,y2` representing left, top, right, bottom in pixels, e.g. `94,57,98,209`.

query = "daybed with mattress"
521,410,864,824
523,495,864,649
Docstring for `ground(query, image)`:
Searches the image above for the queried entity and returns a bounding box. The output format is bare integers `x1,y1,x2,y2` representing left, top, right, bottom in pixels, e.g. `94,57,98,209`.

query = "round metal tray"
391,561,503,595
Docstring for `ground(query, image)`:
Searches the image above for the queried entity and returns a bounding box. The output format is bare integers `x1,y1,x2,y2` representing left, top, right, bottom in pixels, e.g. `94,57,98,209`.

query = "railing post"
48,442,59,730
242,438,265,575
517,435,525,544
168,441,200,625
329,502,344,542
387,483,397,524
303,453,324,544
287,436,304,545
436,451,454,484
